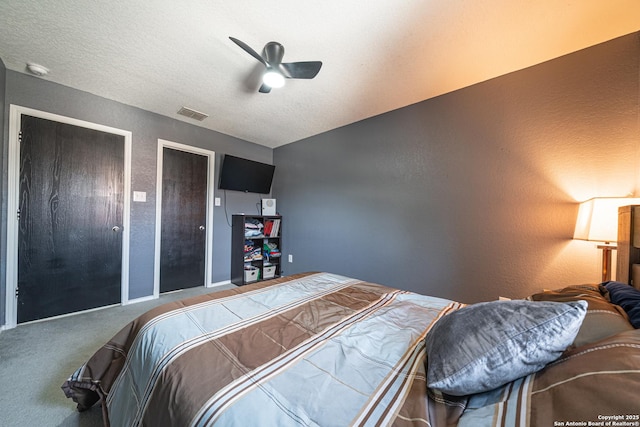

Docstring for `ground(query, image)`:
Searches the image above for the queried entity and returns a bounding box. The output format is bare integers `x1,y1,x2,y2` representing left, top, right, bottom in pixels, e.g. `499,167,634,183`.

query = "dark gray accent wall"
273,33,640,303
1,71,270,322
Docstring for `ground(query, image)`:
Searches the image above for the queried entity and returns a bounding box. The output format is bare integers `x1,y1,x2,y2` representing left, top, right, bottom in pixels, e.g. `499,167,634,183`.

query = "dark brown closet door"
160,147,208,293
18,115,124,323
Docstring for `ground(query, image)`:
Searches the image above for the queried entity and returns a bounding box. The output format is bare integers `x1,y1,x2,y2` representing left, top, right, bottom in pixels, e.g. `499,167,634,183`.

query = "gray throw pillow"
425,299,587,396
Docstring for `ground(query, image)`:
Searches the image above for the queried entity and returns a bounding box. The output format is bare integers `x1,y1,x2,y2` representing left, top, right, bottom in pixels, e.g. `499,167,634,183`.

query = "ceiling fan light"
263,70,285,88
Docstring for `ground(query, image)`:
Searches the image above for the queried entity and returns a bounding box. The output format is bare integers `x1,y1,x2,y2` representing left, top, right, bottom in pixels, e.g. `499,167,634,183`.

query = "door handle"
112,226,121,232
199,225,205,231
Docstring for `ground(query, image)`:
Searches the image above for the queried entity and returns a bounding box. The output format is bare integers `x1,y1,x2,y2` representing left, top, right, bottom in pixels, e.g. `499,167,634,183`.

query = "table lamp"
574,197,640,282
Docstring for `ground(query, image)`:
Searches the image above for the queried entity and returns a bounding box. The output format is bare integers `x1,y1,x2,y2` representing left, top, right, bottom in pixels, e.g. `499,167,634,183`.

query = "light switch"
214,197,221,206
133,191,146,202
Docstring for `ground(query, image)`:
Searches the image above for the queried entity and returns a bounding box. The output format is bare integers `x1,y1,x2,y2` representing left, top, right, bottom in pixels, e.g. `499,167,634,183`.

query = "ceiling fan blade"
280,61,323,79
258,83,272,94
229,37,267,67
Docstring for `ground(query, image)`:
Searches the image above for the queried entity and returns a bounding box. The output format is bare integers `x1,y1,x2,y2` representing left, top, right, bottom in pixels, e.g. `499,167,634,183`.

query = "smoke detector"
26,62,49,77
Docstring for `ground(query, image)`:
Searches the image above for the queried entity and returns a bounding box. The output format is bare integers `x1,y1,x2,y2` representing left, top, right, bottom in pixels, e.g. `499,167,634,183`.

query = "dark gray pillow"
425,299,587,396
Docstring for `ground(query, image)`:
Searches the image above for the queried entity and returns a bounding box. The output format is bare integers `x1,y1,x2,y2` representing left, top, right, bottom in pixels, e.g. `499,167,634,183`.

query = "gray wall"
1,70,269,325
273,32,640,303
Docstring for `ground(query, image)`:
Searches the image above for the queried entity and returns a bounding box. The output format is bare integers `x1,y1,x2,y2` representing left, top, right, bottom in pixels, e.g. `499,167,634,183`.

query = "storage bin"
244,267,259,282
263,265,276,279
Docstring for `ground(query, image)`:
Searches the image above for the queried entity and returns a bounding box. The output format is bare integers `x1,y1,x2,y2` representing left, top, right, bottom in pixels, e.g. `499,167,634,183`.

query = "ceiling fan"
229,37,322,93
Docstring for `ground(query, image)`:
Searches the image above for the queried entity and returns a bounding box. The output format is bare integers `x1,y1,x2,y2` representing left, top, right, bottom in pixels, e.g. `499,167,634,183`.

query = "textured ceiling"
1,1,639,148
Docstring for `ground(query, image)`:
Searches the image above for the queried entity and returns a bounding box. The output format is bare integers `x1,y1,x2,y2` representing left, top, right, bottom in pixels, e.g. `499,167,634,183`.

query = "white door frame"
154,139,215,297
5,105,132,329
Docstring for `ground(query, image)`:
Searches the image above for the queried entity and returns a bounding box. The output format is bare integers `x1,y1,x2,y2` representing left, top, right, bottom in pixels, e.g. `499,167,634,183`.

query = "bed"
63,272,640,426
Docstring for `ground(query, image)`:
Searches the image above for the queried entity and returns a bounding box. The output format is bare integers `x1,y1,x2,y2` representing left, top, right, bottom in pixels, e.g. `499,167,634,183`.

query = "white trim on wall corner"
4,105,132,330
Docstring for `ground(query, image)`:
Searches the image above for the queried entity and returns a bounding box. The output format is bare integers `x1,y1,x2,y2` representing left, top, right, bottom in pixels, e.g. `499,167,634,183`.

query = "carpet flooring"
0,283,235,427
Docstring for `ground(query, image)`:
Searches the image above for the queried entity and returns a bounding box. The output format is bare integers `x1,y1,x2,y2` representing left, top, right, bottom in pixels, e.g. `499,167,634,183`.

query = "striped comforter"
63,272,461,426
63,273,640,426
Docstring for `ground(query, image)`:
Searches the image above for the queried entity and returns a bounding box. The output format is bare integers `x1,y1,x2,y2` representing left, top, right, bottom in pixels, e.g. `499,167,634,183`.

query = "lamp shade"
574,197,640,242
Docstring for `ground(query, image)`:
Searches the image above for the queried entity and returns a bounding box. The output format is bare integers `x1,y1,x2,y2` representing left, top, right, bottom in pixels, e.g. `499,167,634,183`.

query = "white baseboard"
13,303,120,326
125,294,157,305
208,280,233,288
2,282,236,329
127,281,233,305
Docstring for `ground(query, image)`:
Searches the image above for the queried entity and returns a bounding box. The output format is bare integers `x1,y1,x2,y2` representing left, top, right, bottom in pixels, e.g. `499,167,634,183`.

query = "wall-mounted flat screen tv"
218,154,275,194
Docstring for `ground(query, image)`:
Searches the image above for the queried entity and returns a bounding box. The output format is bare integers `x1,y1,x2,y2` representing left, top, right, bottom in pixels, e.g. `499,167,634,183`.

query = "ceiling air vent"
177,106,208,121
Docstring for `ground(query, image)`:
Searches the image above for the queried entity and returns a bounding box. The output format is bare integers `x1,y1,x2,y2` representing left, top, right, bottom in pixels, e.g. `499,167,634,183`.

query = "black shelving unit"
231,214,283,286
